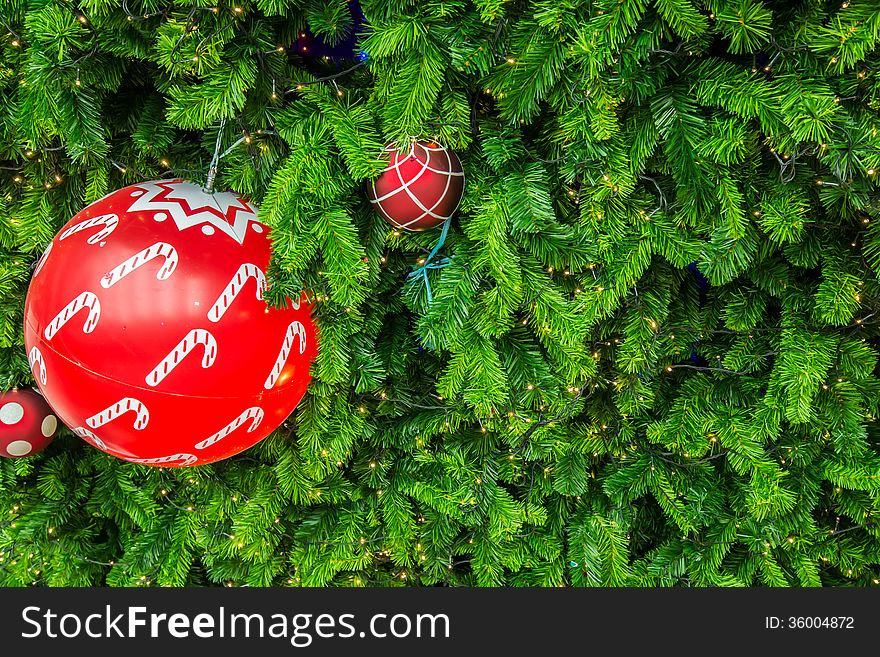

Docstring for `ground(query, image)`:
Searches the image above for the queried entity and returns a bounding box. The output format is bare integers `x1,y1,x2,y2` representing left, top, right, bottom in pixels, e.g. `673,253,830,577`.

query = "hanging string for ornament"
24,166,318,468
406,215,452,304
204,117,227,193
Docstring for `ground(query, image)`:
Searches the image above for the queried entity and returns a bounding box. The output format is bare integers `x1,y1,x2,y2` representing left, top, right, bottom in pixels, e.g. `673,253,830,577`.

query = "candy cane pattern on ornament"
28,346,47,385
85,397,149,431
194,407,264,450
263,321,307,389
128,453,198,467
43,291,101,340
145,328,218,387
33,241,52,278
100,242,178,289
73,426,108,450
59,213,119,244
207,263,267,322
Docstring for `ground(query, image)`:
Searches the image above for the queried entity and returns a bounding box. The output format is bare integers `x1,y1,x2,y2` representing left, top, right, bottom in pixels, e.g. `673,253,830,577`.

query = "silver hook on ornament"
203,117,226,194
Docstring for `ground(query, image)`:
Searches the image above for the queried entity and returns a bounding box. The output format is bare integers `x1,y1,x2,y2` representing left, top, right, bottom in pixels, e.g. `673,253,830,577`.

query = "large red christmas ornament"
0,388,58,458
367,141,465,231
24,180,317,467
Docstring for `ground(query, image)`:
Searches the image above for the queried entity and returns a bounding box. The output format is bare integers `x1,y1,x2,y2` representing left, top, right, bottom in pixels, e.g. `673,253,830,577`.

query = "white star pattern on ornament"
127,180,259,244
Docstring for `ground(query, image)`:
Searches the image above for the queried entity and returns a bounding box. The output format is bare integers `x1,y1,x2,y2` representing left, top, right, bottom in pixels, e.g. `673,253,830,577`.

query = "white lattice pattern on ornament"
369,142,464,229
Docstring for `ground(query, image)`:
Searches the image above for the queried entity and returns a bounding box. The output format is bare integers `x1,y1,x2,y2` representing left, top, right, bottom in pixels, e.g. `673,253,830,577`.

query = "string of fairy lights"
0,474,480,586
2,223,879,582
1,3,877,192
2,3,880,586
0,2,371,196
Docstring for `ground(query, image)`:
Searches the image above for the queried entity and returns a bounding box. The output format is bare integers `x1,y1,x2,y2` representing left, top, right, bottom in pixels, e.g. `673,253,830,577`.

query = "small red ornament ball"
367,141,465,231
24,180,317,467
0,388,58,458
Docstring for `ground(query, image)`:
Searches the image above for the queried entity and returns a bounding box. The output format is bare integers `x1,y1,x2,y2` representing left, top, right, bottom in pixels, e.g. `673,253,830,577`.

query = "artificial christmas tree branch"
1,0,880,589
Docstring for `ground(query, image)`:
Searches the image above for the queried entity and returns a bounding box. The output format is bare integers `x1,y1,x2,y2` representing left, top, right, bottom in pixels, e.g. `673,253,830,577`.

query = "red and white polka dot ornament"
24,180,317,467
0,388,58,458
367,140,465,232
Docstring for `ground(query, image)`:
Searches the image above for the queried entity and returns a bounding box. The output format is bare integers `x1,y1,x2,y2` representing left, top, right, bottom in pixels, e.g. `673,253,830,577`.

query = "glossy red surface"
367,141,465,231
0,388,58,458
24,180,317,467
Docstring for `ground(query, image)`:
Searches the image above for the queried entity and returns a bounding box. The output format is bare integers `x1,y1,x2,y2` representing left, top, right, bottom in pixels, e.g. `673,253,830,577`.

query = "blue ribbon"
407,217,452,304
